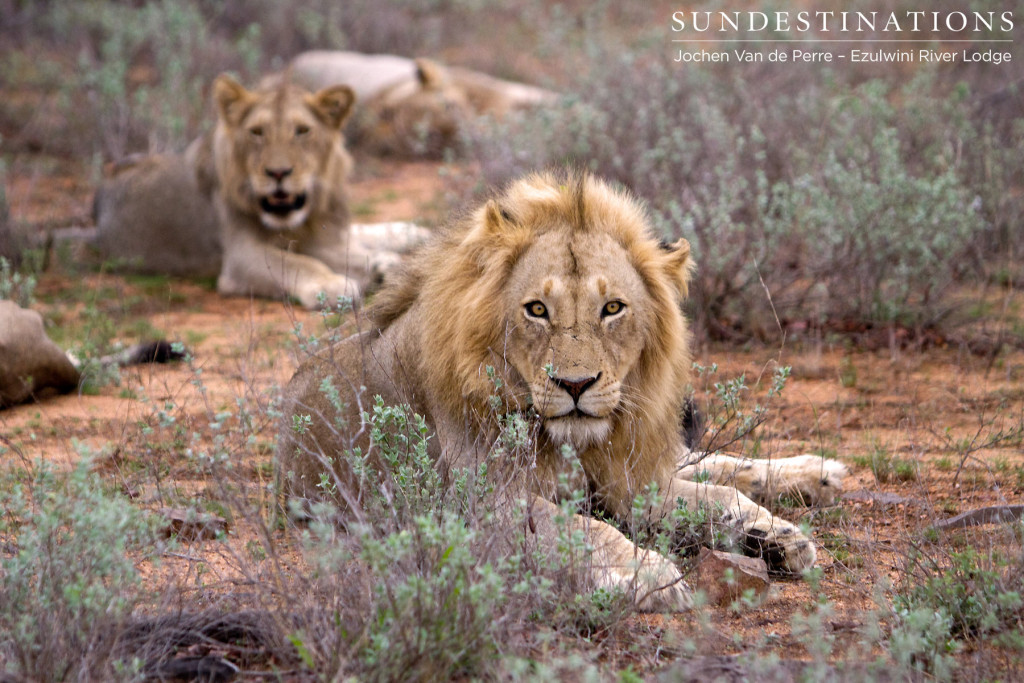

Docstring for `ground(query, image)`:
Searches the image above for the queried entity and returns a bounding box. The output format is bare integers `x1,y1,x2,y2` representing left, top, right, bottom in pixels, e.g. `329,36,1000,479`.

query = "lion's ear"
482,200,515,235
309,85,356,130
662,238,693,299
213,74,254,128
467,200,524,252
414,58,450,90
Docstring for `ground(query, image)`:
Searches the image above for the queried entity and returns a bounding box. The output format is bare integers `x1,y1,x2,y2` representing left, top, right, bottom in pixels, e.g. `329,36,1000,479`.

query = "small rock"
843,490,912,506
0,301,80,408
158,507,229,541
691,548,770,607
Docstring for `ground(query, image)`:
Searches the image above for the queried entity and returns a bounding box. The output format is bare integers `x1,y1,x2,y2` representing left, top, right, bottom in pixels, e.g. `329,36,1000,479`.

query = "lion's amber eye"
248,126,264,138
525,301,548,319
602,300,625,318
295,124,310,136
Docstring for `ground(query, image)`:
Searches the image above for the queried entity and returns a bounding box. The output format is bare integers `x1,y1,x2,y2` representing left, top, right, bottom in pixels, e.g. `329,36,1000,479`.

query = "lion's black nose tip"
552,373,600,403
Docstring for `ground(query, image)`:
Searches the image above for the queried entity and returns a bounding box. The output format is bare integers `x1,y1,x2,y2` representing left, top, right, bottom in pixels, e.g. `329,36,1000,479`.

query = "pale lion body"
92,76,427,308
278,172,845,611
287,51,557,158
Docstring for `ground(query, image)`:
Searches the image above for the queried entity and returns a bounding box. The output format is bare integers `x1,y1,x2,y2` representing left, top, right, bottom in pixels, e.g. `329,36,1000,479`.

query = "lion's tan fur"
369,173,693,514
279,171,837,611
92,138,221,277
286,51,557,158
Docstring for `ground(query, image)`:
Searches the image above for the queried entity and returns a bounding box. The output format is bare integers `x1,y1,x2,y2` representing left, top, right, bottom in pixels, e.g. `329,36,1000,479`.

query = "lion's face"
372,172,693,457
212,75,355,230
502,230,658,451
360,59,472,158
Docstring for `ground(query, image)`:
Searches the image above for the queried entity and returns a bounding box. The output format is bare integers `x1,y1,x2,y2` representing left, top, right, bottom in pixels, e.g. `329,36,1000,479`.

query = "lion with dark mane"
277,171,845,610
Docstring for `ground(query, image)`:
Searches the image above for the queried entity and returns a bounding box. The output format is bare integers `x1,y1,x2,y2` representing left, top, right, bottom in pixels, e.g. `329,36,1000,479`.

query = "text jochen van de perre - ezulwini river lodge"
670,9,1014,65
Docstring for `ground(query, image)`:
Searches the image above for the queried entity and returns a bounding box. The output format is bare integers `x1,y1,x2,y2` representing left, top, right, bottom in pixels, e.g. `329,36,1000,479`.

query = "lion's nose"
552,373,600,404
265,167,293,182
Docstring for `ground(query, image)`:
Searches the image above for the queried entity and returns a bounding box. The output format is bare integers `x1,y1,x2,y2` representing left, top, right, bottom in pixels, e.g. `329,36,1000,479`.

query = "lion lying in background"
277,171,846,611
92,75,427,309
286,50,557,158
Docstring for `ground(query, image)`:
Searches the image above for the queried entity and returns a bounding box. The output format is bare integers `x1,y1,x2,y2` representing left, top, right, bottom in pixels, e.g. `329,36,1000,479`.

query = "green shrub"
896,547,1023,643
18,1,262,158
0,461,158,681
289,396,599,680
0,256,37,308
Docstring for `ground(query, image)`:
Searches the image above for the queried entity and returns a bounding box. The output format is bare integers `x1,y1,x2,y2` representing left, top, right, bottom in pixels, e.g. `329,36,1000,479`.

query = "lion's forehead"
511,232,647,307
241,99,319,134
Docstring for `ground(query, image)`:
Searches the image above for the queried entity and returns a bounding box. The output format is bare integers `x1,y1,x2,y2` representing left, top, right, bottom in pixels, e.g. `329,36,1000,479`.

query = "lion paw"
739,514,816,574
368,249,403,277
350,221,431,251
774,454,848,506
296,275,361,310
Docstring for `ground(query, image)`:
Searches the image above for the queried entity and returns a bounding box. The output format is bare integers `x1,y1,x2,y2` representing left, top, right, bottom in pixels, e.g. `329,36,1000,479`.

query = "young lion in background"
93,75,427,309
210,74,390,308
277,171,846,611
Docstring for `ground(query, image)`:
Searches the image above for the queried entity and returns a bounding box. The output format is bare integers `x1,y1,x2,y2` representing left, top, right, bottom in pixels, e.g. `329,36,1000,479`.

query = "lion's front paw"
368,250,403,278
739,514,816,574
296,274,361,309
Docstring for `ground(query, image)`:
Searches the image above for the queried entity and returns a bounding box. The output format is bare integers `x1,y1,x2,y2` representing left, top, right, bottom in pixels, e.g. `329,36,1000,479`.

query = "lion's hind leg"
678,453,848,506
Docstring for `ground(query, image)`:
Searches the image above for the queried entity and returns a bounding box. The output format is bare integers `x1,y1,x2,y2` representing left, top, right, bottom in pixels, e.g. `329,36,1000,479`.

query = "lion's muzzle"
259,191,307,217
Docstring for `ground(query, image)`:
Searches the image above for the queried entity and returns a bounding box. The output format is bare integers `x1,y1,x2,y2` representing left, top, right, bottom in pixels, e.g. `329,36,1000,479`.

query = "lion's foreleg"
314,222,429,287
219,234,360,309
657,477,816,573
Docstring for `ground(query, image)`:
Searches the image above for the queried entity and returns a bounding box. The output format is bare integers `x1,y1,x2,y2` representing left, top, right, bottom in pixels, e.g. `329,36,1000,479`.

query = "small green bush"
896,547,1023,643
0,256,37,308
0,461,158,681
290,396,600,680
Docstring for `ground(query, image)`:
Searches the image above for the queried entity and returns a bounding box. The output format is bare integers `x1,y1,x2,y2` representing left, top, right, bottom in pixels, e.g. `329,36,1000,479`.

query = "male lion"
93,75,425,308
277,172,845,611
286,51,557,158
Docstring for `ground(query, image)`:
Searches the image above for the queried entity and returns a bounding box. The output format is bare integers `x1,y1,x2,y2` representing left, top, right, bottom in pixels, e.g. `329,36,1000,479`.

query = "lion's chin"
258,192,310,230
543,415,612,452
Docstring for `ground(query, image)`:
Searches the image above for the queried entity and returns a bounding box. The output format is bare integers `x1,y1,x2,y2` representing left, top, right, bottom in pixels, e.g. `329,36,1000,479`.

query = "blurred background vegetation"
1,0,1023,343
